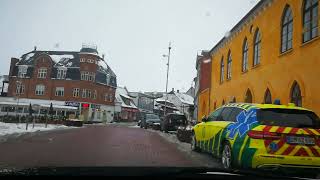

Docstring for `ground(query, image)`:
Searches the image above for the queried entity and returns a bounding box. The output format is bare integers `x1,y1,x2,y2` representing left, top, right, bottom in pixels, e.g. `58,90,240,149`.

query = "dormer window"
38,68,47,79
106,73,110,85
18,66,28,78
57,68,67,79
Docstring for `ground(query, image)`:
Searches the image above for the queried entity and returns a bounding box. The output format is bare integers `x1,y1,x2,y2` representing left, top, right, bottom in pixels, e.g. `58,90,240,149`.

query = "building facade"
115,87,138,122
195,51,212,122
7,45,117,122
207,0,320,116
129,92,155,120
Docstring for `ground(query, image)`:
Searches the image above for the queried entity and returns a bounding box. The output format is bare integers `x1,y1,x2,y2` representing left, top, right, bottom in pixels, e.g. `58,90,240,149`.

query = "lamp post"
16,81,22,125
162,42,172,118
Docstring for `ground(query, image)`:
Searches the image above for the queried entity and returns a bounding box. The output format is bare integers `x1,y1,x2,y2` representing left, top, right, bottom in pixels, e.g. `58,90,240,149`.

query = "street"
0,123,222,170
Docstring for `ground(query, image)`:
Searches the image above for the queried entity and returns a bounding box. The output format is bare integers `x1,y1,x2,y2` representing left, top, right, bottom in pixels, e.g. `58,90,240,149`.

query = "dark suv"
161,113,187,132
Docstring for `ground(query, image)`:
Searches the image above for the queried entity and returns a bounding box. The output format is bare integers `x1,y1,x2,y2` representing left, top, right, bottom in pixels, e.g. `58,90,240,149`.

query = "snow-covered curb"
0,122,76,143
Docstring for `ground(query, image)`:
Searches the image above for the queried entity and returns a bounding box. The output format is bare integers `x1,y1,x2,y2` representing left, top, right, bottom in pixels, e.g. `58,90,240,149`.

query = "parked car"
161,113,187,133
141,113,161,130
191,103,320,170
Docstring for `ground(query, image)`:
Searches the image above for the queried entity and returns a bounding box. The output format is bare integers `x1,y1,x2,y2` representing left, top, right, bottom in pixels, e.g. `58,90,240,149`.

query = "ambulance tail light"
248,130,281,140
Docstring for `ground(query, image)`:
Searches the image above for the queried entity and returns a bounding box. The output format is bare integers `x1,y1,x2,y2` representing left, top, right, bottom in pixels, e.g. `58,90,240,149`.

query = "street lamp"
163,42,172,118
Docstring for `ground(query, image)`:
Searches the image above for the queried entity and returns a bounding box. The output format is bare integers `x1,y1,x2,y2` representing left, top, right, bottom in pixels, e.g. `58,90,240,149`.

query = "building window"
73,88,80,97
106,73,110,85
109,94,113,102
222,99,225,106
93,90,97,99
57,69,67,79
253,29,261,66
16,83,25,95
264,88,272,104
291,81,302,107
81,71,95,81
281,6,293,53
303,0,318,43
227,51,232,80
220,57,224,83
38,68,47,78
35,84,45,96
105,93,109,101
230,97,236,103
244,89,253,103
82,89,87,98
87,90,92,99
242,38,249,72
80,58,85,62
55,87,64,96
18,66,28,78
88,72,95,82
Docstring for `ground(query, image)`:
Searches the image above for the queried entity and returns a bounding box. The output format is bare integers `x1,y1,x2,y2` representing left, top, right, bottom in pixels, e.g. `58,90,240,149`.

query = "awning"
40,104,78,110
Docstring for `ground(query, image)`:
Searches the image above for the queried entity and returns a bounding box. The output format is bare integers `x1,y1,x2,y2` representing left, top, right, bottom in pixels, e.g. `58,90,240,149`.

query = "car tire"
221,142,232,169
191,133,201,152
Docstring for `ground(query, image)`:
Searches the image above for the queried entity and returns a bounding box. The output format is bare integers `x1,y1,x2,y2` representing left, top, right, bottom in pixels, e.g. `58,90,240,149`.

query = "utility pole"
163,42,172,118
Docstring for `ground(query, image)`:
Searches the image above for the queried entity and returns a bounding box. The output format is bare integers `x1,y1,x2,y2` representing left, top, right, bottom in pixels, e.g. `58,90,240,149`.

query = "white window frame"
93,90,97,99
35,84,45,96
73,88,80,97
55,87,64,96
105,93,109,101
82,89,87,98
18,66,28,78
57,68,67,79
80,58,86,62
38,68,47,79
16,84,25,95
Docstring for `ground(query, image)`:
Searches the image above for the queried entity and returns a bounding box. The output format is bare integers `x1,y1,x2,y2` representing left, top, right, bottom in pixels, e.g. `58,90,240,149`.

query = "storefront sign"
91,104,101,109
65,101,80,107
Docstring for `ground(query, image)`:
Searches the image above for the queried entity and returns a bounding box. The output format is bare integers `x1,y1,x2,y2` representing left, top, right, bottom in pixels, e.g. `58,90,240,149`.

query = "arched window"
227,51,232,80
291,81,302,107
281,6,293,53
264,88,272,104
220,57,224,83
222,99,225,106
245,89,253,103
253,29,261,66
231,97,236,103
303,0,319,42
242,38,249,72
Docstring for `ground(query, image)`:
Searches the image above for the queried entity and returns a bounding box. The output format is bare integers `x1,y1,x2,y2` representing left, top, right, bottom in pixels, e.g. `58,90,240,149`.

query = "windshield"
1,0,319,178
257,109,320,128
146,114,160,120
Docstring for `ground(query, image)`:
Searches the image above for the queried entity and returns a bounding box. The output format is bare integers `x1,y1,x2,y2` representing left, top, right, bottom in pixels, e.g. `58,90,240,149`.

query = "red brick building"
5,45,117,122
194,50,212,121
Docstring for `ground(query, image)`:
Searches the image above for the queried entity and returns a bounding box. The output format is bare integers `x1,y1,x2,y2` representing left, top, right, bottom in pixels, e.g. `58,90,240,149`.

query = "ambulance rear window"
257,109,320,128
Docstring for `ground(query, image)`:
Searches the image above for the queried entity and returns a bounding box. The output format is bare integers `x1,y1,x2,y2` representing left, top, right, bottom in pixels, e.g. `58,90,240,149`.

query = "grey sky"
0,0,259,92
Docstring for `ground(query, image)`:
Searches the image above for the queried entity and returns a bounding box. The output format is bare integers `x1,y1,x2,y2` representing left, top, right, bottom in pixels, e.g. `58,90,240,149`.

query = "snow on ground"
0,122,71,136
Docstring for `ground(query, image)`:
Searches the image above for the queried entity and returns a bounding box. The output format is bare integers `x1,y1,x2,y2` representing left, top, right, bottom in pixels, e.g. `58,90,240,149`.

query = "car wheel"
191,133,201,152
221,142,232,169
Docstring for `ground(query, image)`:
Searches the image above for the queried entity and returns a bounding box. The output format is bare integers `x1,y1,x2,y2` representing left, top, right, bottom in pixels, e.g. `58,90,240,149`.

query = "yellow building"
208,0,320,116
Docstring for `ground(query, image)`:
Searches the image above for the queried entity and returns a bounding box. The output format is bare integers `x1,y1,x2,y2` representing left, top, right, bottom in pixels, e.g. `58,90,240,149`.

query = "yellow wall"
209,0,320,116
198,89,210,122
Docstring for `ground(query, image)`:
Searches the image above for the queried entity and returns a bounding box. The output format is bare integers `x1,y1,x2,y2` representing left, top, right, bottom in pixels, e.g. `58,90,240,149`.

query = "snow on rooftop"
175,92,194,105
49,54,74,63
115,87,137,109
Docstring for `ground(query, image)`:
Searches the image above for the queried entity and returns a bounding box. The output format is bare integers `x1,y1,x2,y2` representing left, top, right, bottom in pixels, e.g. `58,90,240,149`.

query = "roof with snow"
12,49,117,87
174,92,194,105
115,87,137,109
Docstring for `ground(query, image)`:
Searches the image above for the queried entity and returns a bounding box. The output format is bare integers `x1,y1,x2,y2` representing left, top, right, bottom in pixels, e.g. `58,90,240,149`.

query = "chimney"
9,58,19,76
102,54,105,60
177,90,180,93
172,88,174,92
34,46,37,51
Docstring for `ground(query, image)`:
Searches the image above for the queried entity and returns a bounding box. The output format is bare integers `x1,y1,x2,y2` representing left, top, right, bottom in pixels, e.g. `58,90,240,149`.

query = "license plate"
286,136,315,145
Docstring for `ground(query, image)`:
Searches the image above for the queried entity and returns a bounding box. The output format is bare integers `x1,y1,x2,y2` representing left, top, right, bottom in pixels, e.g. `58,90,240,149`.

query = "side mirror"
201,116,208,122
